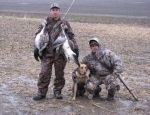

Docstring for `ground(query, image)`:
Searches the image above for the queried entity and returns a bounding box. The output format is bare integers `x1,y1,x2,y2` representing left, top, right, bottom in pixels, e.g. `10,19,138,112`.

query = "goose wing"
52,32,66,48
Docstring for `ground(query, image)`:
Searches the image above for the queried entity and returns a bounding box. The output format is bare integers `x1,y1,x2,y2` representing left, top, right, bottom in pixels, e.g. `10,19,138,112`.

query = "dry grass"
0,16,150,115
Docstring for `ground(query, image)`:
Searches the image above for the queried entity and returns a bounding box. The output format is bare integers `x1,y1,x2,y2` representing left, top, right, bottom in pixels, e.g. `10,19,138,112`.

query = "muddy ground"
0,16,150,115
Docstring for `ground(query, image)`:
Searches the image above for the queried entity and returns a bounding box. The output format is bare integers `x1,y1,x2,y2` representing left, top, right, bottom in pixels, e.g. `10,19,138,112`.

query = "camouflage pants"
85,74,120,95
37,54,67,95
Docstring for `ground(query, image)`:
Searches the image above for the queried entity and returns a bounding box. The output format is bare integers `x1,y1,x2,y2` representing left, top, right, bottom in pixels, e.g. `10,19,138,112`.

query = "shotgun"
117,74,138,101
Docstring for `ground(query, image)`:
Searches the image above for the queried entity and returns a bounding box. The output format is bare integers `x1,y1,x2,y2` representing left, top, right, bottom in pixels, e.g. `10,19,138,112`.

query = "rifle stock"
117,75,138,101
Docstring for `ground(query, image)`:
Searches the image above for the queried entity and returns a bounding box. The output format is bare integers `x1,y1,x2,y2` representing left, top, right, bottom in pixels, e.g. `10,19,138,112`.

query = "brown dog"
72,64,88,100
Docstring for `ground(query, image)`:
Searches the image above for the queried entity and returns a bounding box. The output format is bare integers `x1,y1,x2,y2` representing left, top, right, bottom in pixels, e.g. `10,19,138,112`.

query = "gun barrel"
118,75,138,101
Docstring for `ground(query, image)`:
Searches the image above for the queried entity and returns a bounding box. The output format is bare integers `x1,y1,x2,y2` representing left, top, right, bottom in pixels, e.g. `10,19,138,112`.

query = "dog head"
76,64,88,76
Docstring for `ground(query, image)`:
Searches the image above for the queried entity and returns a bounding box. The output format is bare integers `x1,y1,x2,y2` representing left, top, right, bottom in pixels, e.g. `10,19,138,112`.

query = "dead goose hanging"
52,24,80,67
34,20,49,61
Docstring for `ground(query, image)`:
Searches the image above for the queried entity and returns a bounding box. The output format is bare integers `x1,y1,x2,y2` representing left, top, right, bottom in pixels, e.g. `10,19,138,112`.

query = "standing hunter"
82,38,123,100
33,3,79,101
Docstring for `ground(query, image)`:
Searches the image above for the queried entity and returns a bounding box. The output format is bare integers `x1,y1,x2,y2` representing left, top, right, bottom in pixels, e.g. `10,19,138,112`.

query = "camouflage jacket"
35,16,78,56
82,48,123,77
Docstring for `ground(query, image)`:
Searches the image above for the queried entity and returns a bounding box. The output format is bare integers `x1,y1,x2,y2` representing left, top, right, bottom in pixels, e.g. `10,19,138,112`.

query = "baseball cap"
50,3,60,10
89,41,99,46
89,38,100,46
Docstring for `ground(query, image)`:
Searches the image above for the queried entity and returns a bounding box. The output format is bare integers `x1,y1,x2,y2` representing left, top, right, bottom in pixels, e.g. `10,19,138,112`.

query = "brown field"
0,16,150,115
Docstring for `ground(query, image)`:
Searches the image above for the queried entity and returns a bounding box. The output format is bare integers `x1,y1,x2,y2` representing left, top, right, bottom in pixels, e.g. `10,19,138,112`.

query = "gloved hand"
42,20,47,26
112,73,120,78
61,23,68,30
73,48,79,59
34,46,39,61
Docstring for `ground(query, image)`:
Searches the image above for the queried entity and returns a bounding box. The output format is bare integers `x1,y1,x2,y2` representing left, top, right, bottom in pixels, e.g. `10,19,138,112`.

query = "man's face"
50,8,60,20
90,44,99,52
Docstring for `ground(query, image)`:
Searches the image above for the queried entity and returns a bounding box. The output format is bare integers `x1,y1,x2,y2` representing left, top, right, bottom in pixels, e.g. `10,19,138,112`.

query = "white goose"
34,20,49,61
52,24,80,66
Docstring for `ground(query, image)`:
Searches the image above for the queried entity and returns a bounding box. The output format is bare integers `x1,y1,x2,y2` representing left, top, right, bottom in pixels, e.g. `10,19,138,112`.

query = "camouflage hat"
89,41,99,46
89,38,100,46
50,3,60,10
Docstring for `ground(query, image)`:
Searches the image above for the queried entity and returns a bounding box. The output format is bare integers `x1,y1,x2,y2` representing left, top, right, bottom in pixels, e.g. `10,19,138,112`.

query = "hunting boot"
94,86,102,97
107,93,115,101
88,93,94,100
54,91,63,99
33,94,46,101
107,88,115,101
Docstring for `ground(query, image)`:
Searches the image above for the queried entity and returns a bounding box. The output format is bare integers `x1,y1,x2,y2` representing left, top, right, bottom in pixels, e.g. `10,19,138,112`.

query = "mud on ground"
0,16,150,115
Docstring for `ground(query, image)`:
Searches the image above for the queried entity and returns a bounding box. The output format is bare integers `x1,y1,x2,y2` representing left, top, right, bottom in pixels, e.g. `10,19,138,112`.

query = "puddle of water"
6,95,19,106
62,106,73,112
4,95,23,115
61,106,78,115
119,100,133,108
18,75,36,83
0,83,7,89
2,94,40,115
0,84,8,94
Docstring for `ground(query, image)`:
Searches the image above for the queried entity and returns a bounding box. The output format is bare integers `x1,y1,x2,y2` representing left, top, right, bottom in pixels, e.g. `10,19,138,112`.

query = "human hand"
42,20,47,26
112,73,120,78
61,23,68,30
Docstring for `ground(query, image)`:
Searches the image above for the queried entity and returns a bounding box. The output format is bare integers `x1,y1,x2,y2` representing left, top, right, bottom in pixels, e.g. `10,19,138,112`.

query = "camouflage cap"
89,38,100,46
50,3,60,10
89,41,99,46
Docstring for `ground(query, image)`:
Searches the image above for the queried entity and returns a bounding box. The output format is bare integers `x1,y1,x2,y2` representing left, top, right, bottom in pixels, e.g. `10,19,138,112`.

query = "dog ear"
75,67,80,73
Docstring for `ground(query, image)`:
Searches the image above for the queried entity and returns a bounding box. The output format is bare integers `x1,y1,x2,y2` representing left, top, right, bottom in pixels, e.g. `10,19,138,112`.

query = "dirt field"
0,16,150,115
